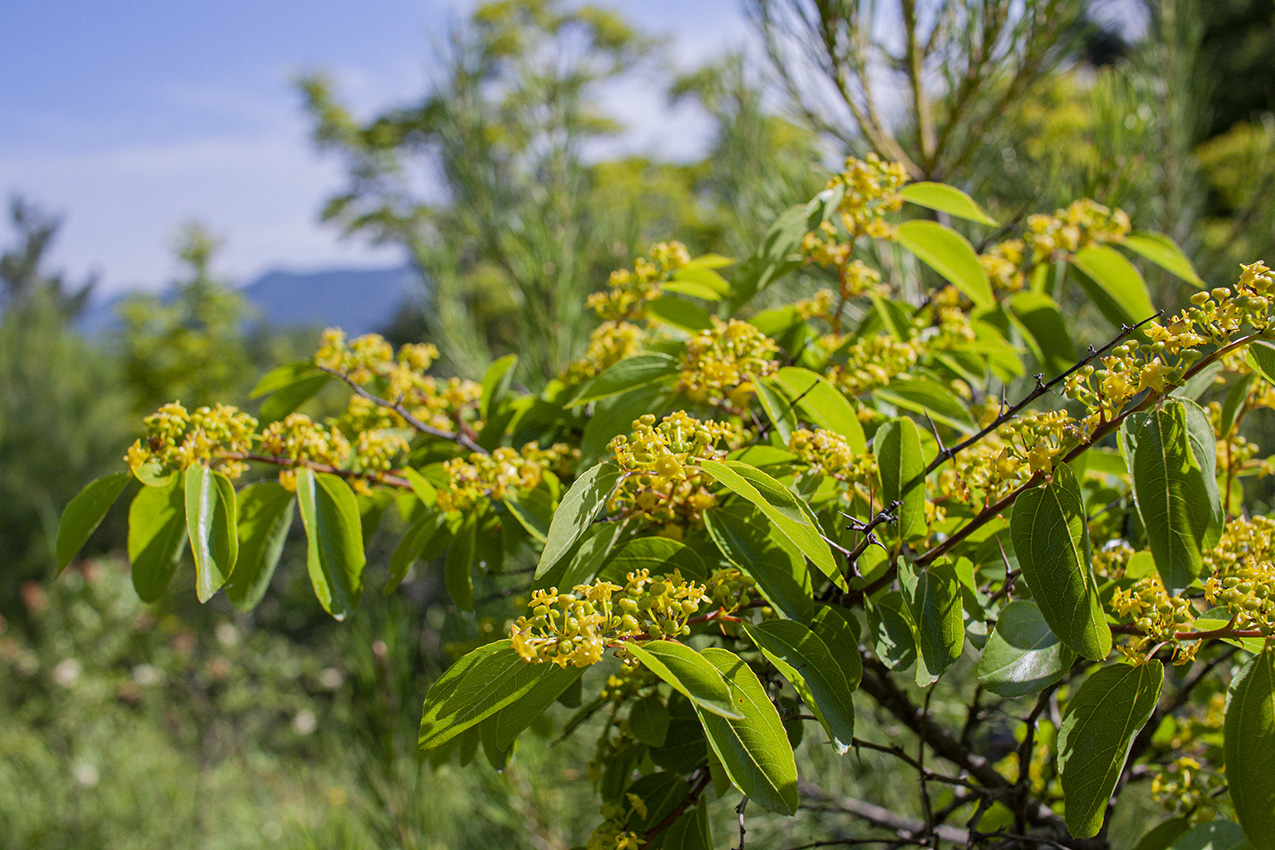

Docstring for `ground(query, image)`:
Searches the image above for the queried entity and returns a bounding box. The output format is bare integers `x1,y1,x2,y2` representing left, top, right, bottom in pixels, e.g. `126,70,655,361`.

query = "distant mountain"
77,265,423,338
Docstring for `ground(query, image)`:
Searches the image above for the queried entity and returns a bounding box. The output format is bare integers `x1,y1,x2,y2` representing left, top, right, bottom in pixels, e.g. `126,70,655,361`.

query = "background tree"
0,196,94,317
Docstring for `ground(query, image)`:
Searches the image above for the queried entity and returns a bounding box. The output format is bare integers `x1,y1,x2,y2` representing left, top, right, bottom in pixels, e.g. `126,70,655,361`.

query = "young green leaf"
1224,647,1275,850
400,467,438,507
743,620,856,755
479,353,518,419
226,481,294,612
1010,463,1112,661
896,220,994,310
875,377,975,430
535,462,621,578
899,182,998,225
755,376,798,444
1058,661,1164,838
694,647,800,815
1122,400,1224,594
900,560,964,686
567,353,679,407
1010,292,1076,377
1070,244,1156,328
771,367,866,452
418,639,565,750
184,465,238,603
1121,231,1204,287
874,417,925,541
696,459,839,583
127,475,187,603
446,515,477,611
57,472,130,573
976,600,1076,698
295,468,366,620
626,640,743,720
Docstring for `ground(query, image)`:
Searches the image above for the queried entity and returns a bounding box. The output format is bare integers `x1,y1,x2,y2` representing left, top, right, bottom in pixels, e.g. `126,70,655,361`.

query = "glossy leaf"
743,620,856,755
57,472,130,573
1161,820,1251,850
866,591,917,671
295,468,366,620
1058,661,1164,838
184,465,238,603
704,501,813,620
696,459,839,582
626,640,743,720
419,640,564,750
806,605,863,690
875,377,975,430
535,462,621,578
1071,244,1156,328
899,181,998,225
568,353,679,407
401,467,438,507
600,537,707,584
503,481,557,544
127,476,187,603
479,662,582,767
896,220,994,310
976,600,1076,697
1010,463,1111,661
445,515,477,611
1122,231,1204,286
900,560,964,686
874,417,925,541
695,647,799,815
646,295,714,332
755,376,798,444
226,481,294,612
1122,400,1223,594
1225,648,1275,850
770,367,866,452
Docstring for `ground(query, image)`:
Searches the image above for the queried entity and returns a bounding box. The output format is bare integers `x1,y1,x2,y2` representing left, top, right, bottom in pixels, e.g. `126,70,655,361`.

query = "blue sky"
0,1,747,295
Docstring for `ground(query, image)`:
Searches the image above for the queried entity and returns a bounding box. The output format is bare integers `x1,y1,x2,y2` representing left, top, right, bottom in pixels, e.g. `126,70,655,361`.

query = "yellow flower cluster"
828,334,920,396
824,154,908,240
788,428,877,501
937,411,1074,505
435,443,577,514
678,317,780,407
1023,199,1131,264
259,413,352,491
1091,541,1135,580
1151,755,1227,821
1202,517,1275,635
981,240,1027,295
587,800,648,850
562,320,646,383
509,570,711,668
586,241,691,323
126,402,258,480
315,328,481,432
608,412,743,528
1111,574,1199,663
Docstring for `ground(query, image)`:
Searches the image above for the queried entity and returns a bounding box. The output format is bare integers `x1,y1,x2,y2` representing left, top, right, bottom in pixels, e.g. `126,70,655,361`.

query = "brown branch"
797,780,969,844
220,451,412,489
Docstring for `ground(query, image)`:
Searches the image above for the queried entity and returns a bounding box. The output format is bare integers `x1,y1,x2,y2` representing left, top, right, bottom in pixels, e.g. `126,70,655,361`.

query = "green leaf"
977,600,1076,697
696,459,839,583
480,354,518,420
662,280,723,300
295,468,366,620
1225,648,1275,850
401,467,438,507
875,377,975,430
874,417,926,541
600,537,707,584
184,465,238,603
479,663,582,768
419,640,564,750
896,220,994,310
385,513,446,594
900,560,964,686
1070,244,1156,328
1121,231,1204,287
1010,463,1112,661
251,364,331,423
251,361,321,398
659,800,711,850
1121,400,1223,594
535,462,621,578
625,640,742,720
1248,340,1275,385
673,263,732,294
899,182,998,225
704,501,813,620
1132,818,1191,850
729,203,809,310
57,472,130,573
1010,292,1077,377
866,591,917,671
568,353,679,407
580,383,672,463
446,515,477,611
743,620,856,755
694,647,799,814
755,376,798,444
630,695,671,747
770,367,866,452
503,482,557,544
127,475,187,603
1162,821,1251,850
226,481,294,612
806,605,863,690
647,295,714,332
1058,661,1164,838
